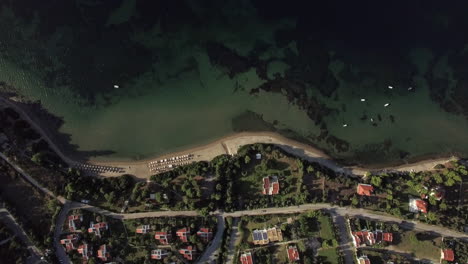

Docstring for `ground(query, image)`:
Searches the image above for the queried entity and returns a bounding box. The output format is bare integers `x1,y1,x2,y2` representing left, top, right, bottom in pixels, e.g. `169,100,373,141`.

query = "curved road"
1,143,467,264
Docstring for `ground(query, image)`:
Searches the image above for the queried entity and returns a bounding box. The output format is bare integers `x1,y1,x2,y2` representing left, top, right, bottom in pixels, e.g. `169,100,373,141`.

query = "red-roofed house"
77,244,92,260
409,198,428,213
351,231,375,247
358,256,371,264
196,228,213,243
97,244,111,261
430,187,445,201
357,184,374,196
382,233,393,242
136,225,151,234
88,221,108,237
240,252,253,264
151,249,169,260
262,176,279,195
287,245,300,262
60,234,79,251
176,228,191,243
68,215,82,232
155,231,172,245
441,249,455,262
179,246,196,260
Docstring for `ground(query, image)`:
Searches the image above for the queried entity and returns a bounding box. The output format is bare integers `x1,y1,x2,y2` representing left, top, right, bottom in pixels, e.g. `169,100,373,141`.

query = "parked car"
81,199,90,204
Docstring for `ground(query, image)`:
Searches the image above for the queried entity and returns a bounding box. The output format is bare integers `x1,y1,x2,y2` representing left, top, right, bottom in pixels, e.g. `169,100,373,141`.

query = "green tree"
244,155,251,164
351,196,359,206
370,176,382,187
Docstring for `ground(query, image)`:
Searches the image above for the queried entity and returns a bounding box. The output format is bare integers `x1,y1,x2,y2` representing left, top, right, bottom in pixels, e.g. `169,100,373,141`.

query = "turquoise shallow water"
1,0,468,164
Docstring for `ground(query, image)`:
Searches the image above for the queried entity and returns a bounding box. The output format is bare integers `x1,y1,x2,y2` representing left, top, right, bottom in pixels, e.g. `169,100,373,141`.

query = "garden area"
235,210,341,264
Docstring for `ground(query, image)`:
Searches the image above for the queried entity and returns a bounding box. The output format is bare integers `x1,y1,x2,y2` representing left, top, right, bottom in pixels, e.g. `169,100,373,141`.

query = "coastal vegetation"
0,221,29,263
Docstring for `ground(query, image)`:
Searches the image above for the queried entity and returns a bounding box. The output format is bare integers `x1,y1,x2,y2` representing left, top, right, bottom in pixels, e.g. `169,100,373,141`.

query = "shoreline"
0,95,461,179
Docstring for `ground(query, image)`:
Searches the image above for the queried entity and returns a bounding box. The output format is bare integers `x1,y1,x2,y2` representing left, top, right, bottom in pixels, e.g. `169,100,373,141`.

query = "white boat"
370,118,374,122
360,98,366,102
408,87,413,91
388,85,393,89
113,84,119,89
343,124,348,127
384,103,390,107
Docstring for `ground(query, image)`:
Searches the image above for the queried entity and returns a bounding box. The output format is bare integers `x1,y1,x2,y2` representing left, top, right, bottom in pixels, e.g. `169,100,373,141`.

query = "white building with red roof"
351,231,376,247
179,245,196,260
441,249,455,262
262,176,279,195
409,198,428,213
151,249,169,260
60,234,79,251
357,184,374,196
287,245,300,262
136,225,151,234
88,221,108,237
176,228,191,243
77,243,92,261
68,215,82,232
155,231,172,244
240,252,253,264
97,244,111,261
358,255,371,264
196,228,213,243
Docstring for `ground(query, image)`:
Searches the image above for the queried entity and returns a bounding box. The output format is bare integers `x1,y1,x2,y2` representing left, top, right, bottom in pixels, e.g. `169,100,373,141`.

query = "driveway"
197,215,225,264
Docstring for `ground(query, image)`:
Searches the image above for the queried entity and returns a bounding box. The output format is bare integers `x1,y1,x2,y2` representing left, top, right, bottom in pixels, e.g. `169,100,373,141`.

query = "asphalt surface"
1,148,467,264
0,208,45,264
197,215,225,264
225,218,240,264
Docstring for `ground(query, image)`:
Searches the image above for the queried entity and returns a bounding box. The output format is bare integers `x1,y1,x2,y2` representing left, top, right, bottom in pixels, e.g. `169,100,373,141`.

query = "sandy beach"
0,96,460,180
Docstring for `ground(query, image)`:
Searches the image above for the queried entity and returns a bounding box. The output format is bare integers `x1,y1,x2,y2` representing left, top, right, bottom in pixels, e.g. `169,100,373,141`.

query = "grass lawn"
318,248,340,264
318,215,334,240
391,231,441,261
273,245,288,263
241,215,290,243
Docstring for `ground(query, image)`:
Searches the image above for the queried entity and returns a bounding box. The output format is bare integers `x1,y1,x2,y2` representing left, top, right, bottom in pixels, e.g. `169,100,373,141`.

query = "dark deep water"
1,0,468,165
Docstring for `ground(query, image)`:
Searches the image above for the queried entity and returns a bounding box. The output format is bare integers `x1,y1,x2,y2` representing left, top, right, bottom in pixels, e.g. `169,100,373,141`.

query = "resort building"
97,244,111,262
352,231,376,247
252,229,269,245
155,231,172,244
77,244,92,261
441,249,455,262
179,246,196,260
409,198,428,213
240,252,254,264
176,228,191,243
357,184,374,196
352,229,393,247
151,249,169,260
136,225,151,234
88,221,108,237
196,228,213,243
60,234,79,251
252,227,283,245
262,176,280,195
68,215,82,232
358,255,371,264
287,245,300,262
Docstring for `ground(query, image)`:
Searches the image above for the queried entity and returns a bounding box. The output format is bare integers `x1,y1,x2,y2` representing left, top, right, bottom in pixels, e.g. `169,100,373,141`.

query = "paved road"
0,152,66,203
225,218,240,264
0,208,44,264
197,215,225,264
54,202,72,264
329,210,355,264
2,150,467,264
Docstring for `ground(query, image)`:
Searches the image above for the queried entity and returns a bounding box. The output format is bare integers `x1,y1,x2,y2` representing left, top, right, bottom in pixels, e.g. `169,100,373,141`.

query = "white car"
81,199,90,204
